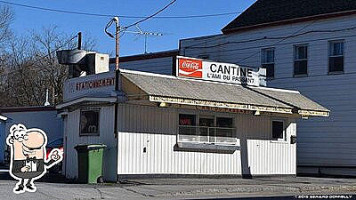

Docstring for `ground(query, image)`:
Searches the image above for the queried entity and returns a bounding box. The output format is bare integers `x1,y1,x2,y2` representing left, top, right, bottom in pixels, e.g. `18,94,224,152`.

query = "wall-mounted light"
254,110,261,116
158,102,168,108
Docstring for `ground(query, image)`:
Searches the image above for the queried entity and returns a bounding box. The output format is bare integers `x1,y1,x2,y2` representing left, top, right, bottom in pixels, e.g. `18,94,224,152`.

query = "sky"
4,0,256,56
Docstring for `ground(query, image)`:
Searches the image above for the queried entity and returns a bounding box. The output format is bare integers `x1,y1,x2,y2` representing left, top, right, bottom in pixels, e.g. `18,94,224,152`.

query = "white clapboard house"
56,51,328,181
179,0,356,176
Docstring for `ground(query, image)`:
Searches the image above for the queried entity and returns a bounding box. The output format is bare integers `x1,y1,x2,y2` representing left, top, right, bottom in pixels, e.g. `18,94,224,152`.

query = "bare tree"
0,5,13,47
0,26,97,107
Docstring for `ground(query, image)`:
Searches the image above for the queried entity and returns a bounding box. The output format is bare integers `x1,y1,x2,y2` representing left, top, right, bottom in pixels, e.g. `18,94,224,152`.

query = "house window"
272,120,285,140
329,40,344,73
294,45,308,76
178,114,236,145
261,48,275,79
80,109,100,136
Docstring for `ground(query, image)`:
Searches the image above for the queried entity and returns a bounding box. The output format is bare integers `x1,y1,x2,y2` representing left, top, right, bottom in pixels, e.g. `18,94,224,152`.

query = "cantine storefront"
57,57,329,182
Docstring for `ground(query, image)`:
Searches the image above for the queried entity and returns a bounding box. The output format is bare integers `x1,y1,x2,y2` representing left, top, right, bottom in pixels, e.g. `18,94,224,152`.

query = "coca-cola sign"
176,56,266,87
178,58,203,78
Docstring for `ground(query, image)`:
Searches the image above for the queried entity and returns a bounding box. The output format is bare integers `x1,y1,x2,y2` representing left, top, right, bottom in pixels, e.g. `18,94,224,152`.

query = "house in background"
179,0,356,176
0,106,64,164
109,50,178,75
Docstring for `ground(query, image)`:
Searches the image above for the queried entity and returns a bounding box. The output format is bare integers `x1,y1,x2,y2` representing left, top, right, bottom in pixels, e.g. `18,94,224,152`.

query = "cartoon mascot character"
6,124,63,194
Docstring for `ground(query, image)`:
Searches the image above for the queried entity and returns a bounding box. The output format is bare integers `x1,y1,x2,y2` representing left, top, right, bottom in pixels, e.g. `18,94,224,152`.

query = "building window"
179,114,197,136
272,120,285,140
294,45,308,76
178,114,236,145
80,109,100,136
261,48,275,79
329,40,344,73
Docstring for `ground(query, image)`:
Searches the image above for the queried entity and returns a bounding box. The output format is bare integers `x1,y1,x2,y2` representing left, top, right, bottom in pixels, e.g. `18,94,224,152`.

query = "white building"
111,50,178,75
57,55,328,181
179,0,356,176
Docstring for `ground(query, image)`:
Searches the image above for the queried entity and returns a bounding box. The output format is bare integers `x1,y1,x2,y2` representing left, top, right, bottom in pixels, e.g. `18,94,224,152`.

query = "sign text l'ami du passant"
177,56,266,87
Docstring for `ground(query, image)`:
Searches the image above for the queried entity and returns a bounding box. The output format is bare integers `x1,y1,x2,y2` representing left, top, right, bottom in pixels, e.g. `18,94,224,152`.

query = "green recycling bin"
75,144,107,184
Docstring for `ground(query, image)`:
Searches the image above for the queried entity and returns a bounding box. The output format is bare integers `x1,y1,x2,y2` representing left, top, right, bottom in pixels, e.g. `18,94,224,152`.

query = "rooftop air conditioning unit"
56,50,109,78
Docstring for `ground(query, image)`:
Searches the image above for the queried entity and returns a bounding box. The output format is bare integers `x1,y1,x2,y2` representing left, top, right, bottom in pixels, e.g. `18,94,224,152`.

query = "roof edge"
0,106,56,113
111,50,178,63
222,10,356,34
56,97,117,110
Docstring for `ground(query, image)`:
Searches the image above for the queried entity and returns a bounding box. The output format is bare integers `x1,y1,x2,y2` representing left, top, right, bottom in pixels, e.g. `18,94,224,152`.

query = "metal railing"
178,125,237,145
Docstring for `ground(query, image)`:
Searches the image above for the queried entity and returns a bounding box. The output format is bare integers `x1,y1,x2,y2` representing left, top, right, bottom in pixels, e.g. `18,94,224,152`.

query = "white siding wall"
180,15,356,168
117,104,296,175
64,105,117,181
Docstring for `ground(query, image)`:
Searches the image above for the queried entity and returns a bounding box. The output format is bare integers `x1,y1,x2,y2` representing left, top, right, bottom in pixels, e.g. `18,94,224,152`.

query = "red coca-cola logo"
178,58,203,78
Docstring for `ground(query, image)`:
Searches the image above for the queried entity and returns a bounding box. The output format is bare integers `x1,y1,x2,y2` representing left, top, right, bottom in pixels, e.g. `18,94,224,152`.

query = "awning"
56,97,117,110
251,87,329,117
121,70,329,117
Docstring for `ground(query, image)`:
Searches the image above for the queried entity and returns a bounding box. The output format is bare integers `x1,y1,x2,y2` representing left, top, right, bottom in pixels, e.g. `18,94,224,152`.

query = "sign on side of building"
63,72,115,102
177,56,266,87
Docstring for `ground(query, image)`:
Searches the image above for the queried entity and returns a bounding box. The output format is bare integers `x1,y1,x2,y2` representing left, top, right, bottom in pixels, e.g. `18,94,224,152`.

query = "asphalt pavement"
0,171,356,200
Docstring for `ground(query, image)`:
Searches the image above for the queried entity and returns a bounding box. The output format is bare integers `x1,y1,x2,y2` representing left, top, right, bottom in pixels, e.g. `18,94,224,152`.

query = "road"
1,172,356,200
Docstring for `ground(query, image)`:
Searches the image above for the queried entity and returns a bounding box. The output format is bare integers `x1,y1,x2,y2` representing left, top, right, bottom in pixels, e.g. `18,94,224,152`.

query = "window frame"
79,108,100,137
271,119,286,142
177,113,236,145
328,40,345,74
261,47,275,79
293,44,308,77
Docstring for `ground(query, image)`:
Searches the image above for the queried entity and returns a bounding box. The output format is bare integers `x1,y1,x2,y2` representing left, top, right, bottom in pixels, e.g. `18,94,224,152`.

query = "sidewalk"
118,177,356,198
0,175,356,199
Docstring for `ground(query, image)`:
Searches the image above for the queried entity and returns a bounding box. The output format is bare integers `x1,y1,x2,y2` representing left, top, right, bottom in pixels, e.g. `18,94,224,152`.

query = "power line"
237,20,317,63
124,0,177,29
0,1,114,18
181,28,356,67
184,25,356,50
0,0,238,19
182,20,318,62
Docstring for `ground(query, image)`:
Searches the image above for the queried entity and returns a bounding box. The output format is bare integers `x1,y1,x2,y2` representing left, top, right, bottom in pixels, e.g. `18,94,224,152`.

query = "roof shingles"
121,71,329,116
222,0,356,33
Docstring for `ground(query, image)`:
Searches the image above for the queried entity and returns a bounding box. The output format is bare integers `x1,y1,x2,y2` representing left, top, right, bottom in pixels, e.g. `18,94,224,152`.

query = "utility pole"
105,16,121,72
104,17,121,138
114,17,120,72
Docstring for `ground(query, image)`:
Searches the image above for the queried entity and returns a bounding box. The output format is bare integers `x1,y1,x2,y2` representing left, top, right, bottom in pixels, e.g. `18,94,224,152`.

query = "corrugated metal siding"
64,106,117,181
271,76,356,166
117,104,296,175
180,15,356,168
